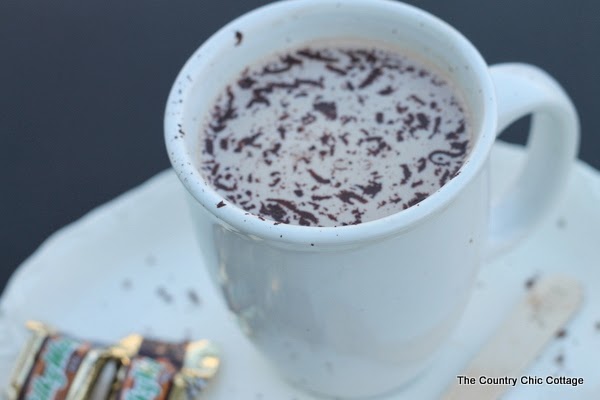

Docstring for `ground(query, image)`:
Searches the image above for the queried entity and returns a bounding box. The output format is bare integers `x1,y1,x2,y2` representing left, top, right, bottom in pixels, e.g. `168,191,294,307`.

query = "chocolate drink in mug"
200,40,471,227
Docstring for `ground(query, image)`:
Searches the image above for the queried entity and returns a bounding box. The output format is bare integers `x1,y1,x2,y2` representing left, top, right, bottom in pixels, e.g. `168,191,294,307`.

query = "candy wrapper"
6,322,220,400
6,321,118,400
110,335,220,400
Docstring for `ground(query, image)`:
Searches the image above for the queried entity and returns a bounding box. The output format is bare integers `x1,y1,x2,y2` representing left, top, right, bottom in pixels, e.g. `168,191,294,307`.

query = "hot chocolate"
200,41,471,226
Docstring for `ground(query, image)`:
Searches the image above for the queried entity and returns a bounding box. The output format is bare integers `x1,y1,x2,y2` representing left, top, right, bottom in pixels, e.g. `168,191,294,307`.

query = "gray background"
1,0,598,293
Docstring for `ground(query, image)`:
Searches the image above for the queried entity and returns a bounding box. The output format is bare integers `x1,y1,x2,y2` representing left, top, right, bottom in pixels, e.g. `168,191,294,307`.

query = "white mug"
164,0,579,398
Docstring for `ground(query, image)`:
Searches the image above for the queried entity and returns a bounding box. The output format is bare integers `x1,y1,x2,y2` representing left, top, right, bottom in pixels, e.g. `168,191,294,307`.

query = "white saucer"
1,142,599,399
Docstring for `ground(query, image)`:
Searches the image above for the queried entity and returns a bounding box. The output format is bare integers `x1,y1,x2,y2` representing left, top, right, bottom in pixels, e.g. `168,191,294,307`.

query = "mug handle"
486,63,579,258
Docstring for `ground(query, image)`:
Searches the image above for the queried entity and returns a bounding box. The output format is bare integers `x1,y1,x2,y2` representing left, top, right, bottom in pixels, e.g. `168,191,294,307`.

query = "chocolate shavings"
313,101,337,120
235,31,243,46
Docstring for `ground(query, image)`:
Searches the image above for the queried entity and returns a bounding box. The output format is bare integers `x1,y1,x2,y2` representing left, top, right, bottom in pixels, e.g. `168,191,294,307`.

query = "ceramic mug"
164,0,579,398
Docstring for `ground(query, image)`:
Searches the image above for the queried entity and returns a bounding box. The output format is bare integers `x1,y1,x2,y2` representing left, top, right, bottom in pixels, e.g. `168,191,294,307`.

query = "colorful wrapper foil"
111,335,220,400
6,321,118,400
6,322,220,400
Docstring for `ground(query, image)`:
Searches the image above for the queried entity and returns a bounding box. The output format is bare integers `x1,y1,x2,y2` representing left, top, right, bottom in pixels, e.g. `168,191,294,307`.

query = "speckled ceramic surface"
1,141,598,399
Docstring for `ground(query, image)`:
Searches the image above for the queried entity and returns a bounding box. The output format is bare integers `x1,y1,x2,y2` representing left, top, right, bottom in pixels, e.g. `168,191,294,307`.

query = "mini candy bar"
6,321,117,400
7,323,220,400
113,357,177,400
110,334,220,400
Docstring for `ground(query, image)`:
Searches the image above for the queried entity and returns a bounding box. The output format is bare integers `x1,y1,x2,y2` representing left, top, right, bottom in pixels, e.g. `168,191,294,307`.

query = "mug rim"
164,0,498,246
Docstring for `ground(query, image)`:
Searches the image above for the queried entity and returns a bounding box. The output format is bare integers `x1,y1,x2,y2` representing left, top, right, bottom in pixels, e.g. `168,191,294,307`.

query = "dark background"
1,0,598,293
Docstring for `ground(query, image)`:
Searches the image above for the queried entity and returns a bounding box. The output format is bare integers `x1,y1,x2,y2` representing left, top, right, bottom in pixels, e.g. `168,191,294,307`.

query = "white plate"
1,142,599,399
